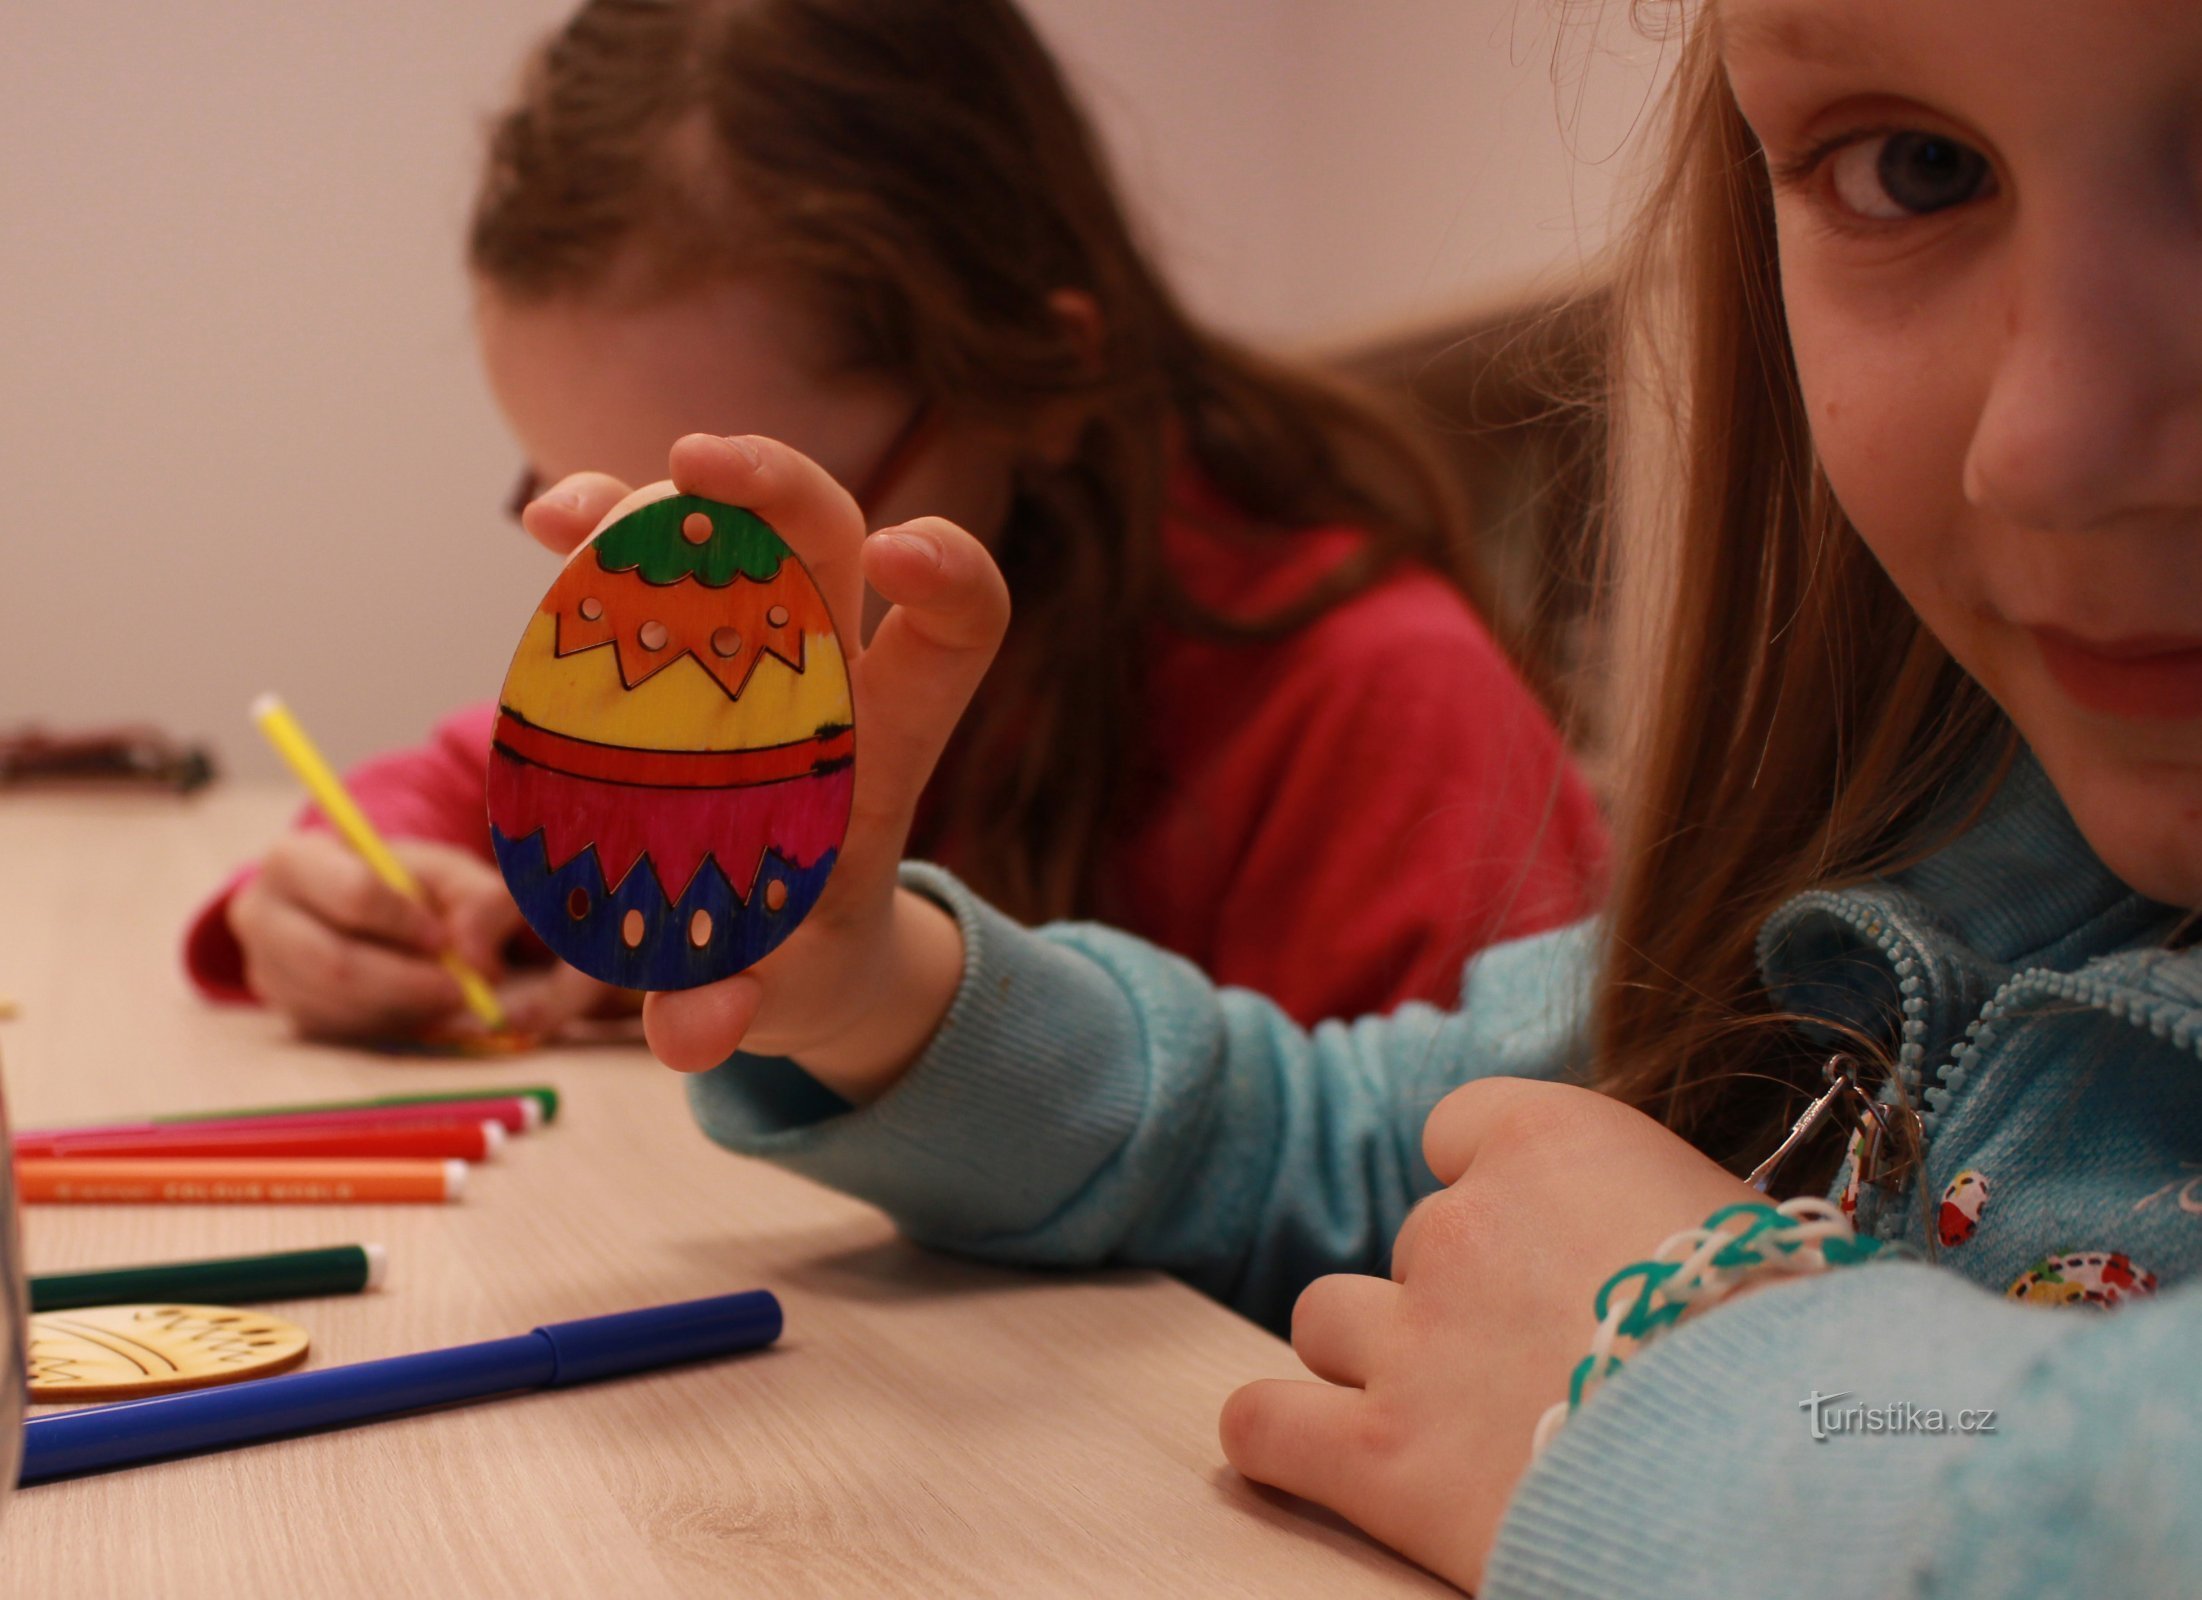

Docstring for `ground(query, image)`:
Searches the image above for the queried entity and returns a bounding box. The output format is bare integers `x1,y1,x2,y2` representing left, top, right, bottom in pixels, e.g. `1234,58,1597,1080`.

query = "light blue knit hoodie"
691,754,2202,1598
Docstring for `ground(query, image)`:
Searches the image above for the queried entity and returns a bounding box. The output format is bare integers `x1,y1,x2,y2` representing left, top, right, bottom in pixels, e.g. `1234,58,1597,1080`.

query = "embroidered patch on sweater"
1937,1169,1990,1247
2006,1250,2158,1308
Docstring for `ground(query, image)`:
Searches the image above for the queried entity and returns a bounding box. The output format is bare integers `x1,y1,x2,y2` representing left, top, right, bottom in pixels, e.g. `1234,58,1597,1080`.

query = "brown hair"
469,0,1491,924
1589,12,2013,1177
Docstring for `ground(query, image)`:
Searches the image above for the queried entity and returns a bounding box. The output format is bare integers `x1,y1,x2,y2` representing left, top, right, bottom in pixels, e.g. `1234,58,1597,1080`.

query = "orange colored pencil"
16,1120,503,1163
16,1157,467,1205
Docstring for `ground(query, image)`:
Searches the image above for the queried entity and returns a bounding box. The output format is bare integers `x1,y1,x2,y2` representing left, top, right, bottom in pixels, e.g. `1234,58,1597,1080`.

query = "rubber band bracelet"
1531,1197,1893,1456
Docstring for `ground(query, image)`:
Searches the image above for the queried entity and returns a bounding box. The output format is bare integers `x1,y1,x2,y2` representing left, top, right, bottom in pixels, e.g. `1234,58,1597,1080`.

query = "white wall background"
0,2,1668,778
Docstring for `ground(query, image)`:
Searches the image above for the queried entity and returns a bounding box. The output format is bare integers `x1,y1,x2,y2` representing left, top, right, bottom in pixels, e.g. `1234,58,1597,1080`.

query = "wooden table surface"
0,787,1444,1598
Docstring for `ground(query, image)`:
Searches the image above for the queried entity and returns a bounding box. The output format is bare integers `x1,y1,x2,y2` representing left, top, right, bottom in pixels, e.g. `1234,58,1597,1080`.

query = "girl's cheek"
1789,298,1935,568
1787,233,2202,908
1780,232,1994,613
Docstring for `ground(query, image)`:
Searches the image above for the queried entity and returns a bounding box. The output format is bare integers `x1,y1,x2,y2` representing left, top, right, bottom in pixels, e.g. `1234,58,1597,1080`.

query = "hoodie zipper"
1923,960,2202,1135
1759,897,2202,1234
1756,890,1943,1103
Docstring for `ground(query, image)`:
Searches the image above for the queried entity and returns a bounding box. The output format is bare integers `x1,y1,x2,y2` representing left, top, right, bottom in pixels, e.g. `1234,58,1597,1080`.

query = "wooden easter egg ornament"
488,494,854,988
29,1304,311,1401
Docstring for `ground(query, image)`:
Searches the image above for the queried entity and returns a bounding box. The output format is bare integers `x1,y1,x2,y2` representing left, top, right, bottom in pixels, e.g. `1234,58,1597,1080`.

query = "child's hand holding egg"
516,435,1010,1093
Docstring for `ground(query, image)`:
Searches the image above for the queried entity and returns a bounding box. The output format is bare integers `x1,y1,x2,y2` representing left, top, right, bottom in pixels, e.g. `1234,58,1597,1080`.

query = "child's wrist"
1533,1198,1898,1456
788,886,965,1105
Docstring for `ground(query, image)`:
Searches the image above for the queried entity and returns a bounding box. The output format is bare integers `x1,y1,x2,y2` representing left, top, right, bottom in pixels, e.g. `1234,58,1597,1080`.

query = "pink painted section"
487,751,853,902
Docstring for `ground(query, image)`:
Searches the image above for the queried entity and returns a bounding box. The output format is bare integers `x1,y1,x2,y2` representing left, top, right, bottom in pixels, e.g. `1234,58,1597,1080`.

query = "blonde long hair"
1590,13,2012,1174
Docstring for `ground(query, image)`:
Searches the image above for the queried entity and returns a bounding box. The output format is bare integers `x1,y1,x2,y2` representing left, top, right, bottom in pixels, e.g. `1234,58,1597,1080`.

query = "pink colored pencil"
22,1096,539,1144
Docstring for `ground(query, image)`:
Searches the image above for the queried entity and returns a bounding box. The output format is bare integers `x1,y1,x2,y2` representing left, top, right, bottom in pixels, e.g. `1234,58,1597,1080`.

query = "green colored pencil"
27,1244,386,1312
153,1087,560,1127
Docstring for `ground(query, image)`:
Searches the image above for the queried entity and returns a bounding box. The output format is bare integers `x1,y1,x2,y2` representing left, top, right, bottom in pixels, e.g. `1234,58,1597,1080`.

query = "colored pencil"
28,1244,386,1312
18,1157,466,1205
23,1096,540,1144
21,1290,783,1484
154,1086,561,1126
251,693,506,1031
17,1120,502,1163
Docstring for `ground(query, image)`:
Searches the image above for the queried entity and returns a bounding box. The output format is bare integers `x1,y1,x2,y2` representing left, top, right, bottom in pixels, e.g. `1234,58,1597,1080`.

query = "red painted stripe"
493,712,853,789
488,752,854,900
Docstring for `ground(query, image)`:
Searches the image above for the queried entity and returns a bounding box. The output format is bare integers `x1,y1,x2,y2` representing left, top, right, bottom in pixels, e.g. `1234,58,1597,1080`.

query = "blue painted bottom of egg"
492,826,836,990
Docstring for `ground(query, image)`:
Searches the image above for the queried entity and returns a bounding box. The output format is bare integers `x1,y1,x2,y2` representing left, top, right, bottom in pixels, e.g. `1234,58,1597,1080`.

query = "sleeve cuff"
1485,1262,2075,1600
684,863,1157,1247
179,868,261,1004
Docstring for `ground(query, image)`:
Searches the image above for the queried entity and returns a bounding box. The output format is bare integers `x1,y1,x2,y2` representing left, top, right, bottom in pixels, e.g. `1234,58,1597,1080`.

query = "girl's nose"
1962,205,2202,535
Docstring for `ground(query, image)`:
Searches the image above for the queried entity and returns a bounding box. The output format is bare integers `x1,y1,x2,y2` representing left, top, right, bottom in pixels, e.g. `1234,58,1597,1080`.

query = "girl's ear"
1047,287,1104,371
1029,288,1105,466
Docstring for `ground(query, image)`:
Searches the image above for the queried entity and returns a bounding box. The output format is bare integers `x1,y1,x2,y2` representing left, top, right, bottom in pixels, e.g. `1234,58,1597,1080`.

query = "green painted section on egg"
593,494,789,587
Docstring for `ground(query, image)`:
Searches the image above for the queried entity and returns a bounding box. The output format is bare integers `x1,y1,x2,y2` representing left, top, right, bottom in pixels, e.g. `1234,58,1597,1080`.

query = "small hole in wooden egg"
682,511,714,544
621,909,646,948
711,627,742,657
764,880,789,913
638,620,670,651
566,887,591,919
578,597,604,621
766,604,791,628
688,909,714,948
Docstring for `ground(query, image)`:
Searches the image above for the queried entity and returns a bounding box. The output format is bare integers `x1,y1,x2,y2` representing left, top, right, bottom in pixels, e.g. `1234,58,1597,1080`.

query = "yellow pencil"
250,693,507,1030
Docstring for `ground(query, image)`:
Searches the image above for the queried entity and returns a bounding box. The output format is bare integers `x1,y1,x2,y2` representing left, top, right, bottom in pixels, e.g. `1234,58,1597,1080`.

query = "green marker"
28,1244,386,1313
154,1086,560,1126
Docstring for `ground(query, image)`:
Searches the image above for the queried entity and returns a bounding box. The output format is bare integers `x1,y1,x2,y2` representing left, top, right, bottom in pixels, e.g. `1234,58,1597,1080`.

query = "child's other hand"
1220,1079,1761,1592
229,835,577,1038
523,437,1010,1101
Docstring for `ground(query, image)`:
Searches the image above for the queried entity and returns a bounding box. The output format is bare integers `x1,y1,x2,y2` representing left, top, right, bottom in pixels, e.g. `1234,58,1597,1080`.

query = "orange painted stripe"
493,712,853,790
546,557,835,700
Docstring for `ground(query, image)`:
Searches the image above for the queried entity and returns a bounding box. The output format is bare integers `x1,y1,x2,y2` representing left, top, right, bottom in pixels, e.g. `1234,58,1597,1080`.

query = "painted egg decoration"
2005,1249,2158,1309
488,493,853,989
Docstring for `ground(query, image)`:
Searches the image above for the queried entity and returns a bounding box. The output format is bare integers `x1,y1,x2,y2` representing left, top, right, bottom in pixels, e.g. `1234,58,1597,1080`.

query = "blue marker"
22,1289,782,1484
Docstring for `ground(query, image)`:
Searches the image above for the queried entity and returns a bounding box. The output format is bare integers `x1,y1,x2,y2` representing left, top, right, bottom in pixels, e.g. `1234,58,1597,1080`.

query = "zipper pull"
1748,1055,1922,1197
1853,1099,1923,1193
1748,1056,1856,1193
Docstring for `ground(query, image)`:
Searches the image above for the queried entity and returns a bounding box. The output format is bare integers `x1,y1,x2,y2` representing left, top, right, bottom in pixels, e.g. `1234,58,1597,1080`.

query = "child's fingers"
434,899,517,980
1217,1378,1369,1509
260,836,443,952
1289,1273,1398,1389
644,975,765,1074
244,899,463,1034
864,519,1013,654
639,517,1005,1077
1420,1076,1558,1187
502,963,614,1037
1386,1189,1478,1288
403,848,522,975
841,518,1012,856
520,471,634,557
666,433,866,640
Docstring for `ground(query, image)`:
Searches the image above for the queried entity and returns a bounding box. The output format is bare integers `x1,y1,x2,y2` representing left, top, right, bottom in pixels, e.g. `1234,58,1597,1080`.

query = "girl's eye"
1827,131,1993,220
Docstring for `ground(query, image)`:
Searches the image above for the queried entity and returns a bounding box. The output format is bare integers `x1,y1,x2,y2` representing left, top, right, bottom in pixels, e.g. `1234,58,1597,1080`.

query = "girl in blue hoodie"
520,1,2202,1593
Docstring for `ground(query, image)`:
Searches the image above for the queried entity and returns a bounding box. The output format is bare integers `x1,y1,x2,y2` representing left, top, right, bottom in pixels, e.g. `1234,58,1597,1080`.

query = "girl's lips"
2031,627,2202,720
